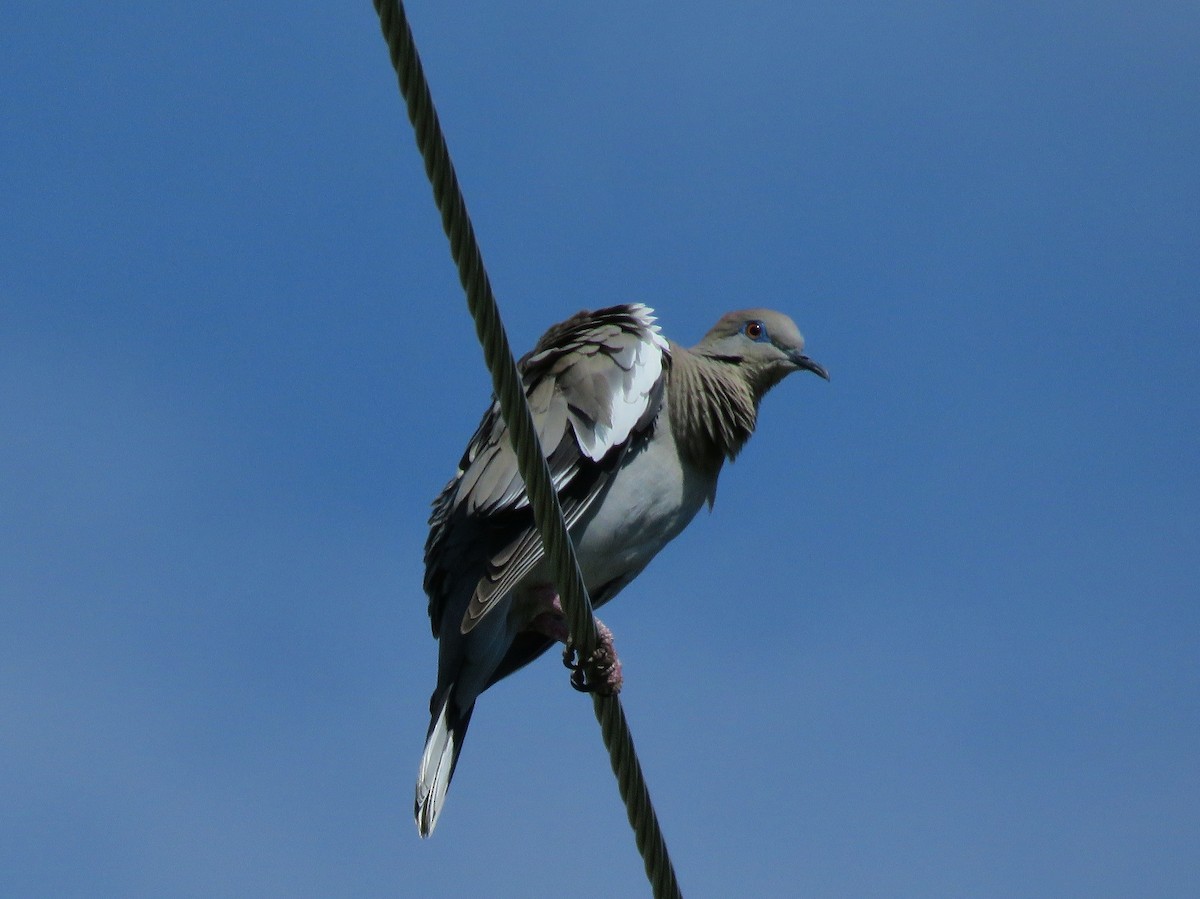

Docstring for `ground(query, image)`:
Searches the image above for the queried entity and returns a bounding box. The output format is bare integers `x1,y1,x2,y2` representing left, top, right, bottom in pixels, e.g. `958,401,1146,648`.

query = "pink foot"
527,586,623,695
563,617,623,696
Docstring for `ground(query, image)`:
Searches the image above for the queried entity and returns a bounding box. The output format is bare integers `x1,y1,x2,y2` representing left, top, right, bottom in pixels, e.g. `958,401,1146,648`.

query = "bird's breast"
569,409,715,601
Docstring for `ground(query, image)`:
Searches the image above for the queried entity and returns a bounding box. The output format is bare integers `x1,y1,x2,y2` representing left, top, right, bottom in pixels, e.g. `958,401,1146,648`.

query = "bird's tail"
415,687,473,838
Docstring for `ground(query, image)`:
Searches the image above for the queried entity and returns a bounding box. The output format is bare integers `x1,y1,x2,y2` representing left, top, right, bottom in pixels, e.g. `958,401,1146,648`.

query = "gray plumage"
416,303,827,837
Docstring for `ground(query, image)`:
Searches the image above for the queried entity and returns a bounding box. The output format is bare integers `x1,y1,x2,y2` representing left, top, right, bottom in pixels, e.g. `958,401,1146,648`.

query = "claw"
561,618,623,695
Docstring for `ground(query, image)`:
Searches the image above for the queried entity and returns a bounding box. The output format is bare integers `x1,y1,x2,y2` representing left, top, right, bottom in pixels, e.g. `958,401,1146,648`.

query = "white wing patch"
570,322,666,461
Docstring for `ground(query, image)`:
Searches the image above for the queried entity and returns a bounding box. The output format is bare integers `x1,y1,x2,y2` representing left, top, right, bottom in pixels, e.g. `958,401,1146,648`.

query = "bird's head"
696,308,829,397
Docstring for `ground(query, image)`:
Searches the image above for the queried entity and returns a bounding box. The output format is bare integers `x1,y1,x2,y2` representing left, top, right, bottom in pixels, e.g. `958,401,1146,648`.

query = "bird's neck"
667,344,758,471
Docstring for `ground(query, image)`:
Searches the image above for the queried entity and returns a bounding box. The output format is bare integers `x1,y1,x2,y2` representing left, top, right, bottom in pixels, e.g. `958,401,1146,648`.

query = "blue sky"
3,2,1197,896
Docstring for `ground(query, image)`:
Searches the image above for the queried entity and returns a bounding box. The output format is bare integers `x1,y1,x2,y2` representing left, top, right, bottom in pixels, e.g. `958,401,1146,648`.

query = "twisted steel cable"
372,3,682,896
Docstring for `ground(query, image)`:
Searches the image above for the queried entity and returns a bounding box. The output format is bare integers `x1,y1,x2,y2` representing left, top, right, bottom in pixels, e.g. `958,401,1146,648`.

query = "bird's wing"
424,304,669,636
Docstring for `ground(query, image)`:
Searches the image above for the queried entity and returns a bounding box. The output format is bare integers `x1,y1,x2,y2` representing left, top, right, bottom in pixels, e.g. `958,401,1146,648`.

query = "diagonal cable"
371,3,682,897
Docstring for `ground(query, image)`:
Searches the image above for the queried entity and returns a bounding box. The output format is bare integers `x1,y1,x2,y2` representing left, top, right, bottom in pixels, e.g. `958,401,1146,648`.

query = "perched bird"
416,304,828,836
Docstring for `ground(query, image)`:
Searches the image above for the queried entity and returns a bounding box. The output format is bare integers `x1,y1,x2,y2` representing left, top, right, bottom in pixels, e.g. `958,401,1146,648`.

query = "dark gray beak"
790,351,830,381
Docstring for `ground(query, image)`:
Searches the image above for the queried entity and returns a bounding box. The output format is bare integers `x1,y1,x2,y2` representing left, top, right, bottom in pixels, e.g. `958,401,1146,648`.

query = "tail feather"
415,688,472,837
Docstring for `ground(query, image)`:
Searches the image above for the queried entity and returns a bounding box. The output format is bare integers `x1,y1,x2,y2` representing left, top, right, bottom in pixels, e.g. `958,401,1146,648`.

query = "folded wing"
424,304,670,636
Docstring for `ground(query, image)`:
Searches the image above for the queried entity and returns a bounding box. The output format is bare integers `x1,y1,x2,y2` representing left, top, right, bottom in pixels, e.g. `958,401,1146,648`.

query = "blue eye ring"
743,319,769,342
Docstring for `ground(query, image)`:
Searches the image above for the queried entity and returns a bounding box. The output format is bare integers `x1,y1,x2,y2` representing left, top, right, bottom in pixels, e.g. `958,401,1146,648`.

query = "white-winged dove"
416,304,828,836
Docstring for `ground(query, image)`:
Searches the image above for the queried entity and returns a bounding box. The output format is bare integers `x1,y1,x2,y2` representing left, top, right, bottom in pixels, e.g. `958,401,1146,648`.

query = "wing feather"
424,304,669,636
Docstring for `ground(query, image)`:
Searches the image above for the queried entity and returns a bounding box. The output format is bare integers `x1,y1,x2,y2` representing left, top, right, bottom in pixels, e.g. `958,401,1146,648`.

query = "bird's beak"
789,351,830,381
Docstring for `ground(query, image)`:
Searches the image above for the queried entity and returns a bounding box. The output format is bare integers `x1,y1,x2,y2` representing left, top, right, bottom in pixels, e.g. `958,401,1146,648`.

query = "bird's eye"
744,320,767,341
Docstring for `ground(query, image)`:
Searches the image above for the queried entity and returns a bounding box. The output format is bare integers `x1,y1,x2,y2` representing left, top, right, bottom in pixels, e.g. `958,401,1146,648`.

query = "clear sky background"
3,3,1197,897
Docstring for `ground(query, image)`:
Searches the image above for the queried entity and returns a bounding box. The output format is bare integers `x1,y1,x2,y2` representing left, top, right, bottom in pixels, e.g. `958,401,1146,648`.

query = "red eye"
744,320,764,340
